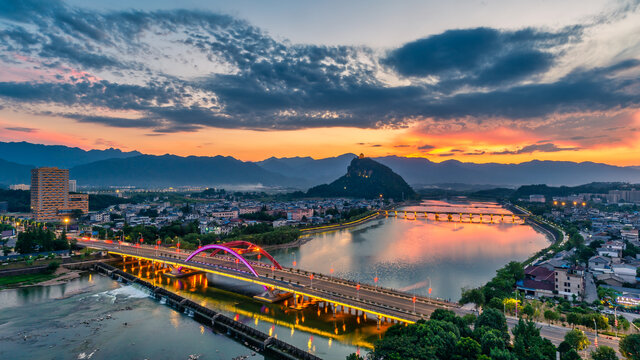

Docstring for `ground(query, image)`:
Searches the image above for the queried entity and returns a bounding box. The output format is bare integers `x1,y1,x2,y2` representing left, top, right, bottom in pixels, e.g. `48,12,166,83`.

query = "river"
0,200,549,359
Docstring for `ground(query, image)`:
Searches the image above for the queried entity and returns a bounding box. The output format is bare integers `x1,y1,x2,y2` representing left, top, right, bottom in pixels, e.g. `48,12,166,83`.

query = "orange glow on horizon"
2,108,640,166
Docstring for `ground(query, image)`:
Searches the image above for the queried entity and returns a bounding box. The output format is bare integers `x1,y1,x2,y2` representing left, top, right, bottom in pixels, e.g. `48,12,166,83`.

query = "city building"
68,179,77,192
287,208,313,221
529,194,546,203
516,265,555,298
9,184,30,190
30,167,89,222
621,229,639,243
554,266,585,301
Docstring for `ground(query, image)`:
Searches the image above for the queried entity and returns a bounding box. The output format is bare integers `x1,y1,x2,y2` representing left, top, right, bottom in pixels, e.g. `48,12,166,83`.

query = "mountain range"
1,141,640,189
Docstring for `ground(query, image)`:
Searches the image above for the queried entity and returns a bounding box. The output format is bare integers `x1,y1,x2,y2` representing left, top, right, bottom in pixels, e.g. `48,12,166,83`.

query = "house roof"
525,265,555,282
520,279,555,292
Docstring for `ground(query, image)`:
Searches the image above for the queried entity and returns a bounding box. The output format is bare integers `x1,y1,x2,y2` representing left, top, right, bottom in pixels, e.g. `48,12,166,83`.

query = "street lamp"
64,218,69,232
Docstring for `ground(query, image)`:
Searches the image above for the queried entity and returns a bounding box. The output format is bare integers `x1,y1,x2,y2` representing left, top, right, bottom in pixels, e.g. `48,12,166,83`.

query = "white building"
69,180,77,192
529,194,546,203
9,184,30,190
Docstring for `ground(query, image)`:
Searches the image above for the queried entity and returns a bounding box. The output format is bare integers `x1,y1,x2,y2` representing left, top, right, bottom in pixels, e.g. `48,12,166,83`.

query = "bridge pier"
377,315,381,330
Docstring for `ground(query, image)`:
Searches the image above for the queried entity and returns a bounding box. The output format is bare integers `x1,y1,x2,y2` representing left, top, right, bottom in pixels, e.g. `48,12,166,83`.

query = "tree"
512,318,556,360
544,309,560,325
591,346,619,360
620,334,640,360
563,329,590,351
566,313,582,328
562,349,582,360
454,337,481,360
475,308,509,340
522,303,535,318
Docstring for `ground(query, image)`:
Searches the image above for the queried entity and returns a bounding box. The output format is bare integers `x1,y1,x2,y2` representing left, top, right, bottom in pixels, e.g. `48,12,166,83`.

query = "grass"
0,272,59,288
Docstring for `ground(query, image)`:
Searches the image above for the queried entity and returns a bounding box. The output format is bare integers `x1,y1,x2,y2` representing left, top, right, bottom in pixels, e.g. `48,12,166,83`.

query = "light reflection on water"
270,200,549,301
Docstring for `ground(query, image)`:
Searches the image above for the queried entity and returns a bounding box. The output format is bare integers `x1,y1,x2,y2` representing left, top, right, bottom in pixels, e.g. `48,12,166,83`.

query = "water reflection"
121,263,382,358
270,200,549,301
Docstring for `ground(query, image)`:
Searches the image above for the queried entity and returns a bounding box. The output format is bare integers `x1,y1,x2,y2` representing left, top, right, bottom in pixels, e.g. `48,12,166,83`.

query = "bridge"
79,238,457,326
383,210,529,223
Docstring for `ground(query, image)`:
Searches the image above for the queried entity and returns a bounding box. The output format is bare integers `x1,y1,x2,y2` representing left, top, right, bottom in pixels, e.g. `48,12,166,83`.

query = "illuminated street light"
64,217,69,232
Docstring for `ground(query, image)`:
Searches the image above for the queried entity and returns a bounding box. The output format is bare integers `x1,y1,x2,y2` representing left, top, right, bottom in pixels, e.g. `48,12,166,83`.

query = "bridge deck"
81,241,457,323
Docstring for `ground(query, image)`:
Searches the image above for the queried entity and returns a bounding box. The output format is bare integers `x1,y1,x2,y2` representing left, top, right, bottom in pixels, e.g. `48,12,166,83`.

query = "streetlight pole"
594,319,598,348
514,290,518,318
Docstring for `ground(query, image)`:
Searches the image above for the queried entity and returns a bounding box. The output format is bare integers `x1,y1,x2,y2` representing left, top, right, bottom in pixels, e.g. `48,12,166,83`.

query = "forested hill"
306,156,417,200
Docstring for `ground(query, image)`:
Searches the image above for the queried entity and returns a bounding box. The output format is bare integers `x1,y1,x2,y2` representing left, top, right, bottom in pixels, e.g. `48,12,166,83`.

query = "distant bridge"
384,210,528,223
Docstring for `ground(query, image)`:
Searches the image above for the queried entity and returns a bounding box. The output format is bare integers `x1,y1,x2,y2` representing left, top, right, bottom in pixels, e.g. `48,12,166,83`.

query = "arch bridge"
79,238,457,325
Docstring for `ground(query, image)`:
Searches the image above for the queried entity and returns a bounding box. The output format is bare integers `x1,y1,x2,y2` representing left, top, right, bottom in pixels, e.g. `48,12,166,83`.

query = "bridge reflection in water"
384,209,527,224
121,260,391,351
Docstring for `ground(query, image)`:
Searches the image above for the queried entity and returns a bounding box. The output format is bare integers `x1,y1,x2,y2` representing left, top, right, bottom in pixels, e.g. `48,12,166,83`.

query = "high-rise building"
30,167,89,222
31,167,69,222
68,179,77,192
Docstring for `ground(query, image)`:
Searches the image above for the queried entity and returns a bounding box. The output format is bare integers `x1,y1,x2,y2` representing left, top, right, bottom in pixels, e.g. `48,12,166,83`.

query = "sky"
0,0,639,165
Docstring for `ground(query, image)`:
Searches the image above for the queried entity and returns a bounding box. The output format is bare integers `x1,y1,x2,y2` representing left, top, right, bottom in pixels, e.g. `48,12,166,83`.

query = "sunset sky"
1,0,639,164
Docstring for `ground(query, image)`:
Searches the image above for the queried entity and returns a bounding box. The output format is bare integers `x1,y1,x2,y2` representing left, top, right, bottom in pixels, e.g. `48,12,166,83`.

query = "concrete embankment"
93,262,322,360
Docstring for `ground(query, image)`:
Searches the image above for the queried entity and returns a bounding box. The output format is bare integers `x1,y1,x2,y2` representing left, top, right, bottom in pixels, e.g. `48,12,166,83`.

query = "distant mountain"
0,141,141,168
372,157,640,187
256,153,356,185
307,156,416,199
0,158,33,186
69,155,297,188
256,154,640,187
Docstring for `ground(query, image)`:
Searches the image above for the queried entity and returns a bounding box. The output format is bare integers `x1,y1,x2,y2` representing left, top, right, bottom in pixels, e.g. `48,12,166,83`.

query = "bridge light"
428,288,432,295
412,296,416,303
374,276,378,283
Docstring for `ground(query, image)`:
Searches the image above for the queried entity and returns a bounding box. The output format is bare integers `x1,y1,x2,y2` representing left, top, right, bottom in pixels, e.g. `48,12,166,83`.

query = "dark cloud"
418,144,435,150
0,0,637,135
5,126,37,132
463,151,486,156
383,27,579,87
370,144,382,147
492,142,579,155
438,153,455,157
393,144,410,148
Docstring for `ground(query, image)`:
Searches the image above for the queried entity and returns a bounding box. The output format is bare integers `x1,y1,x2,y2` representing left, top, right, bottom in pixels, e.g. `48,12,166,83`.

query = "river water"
0,200,549,359
270,200,549,302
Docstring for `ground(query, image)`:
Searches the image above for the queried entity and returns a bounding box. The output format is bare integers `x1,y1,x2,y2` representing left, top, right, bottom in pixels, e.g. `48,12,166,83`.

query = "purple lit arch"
178,244,267,290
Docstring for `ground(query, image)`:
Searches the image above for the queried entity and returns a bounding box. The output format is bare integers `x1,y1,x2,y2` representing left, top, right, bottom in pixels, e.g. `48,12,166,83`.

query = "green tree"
345,354,364,360
454,337,481,360
563,329,590,351
544,309,560,324
475,308,509,341
566,313,582,328
512,318,556,360
591,346,618,360
620,334,640,360
522,303,535,318
562,349,582,360
490,348,518,360
479,329,506,355
461,287,486,311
